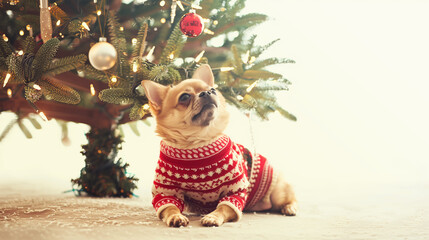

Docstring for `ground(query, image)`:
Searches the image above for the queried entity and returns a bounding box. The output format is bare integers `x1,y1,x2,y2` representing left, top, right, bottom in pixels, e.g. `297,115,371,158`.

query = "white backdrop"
0,0,428,200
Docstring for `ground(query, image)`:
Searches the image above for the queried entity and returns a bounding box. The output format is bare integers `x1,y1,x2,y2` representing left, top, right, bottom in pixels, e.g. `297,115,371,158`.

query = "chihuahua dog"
141,64,297,227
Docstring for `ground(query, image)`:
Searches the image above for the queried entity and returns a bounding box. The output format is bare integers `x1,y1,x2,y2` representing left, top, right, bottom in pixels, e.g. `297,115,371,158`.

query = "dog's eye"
179,93,191,103
210,88,216,95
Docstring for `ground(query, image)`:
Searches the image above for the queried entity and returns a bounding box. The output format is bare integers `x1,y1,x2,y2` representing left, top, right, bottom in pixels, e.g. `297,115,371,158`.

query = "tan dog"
142,64,297,227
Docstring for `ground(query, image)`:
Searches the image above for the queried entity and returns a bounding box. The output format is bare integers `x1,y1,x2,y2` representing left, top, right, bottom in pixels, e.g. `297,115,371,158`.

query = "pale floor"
0,181,428,240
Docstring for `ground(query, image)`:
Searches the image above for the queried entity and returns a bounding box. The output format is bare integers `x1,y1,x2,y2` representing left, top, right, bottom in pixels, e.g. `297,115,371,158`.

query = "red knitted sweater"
152,135,276,219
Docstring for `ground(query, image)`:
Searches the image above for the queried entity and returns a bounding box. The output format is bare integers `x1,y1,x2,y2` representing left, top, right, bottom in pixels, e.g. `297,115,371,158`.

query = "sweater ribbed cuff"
218,201,243,221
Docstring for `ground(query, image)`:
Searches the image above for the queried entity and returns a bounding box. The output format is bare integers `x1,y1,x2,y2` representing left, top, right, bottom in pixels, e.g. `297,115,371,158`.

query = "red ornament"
179,12,204,38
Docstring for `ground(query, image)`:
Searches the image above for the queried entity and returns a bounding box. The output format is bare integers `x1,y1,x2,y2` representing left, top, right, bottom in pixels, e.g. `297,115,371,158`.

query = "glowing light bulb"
243,50,250,64
146,46,155,61
19,30,24,36
90,84,96,96
159,0,165,7
246,81,258,93
203,29,214,35
119,27,124,31
133,61,138,73
132,38,137,46
7,88,12,98
191,4,202,9
249,56,256,64
17,50,23,55
56,20,61,26
177,1,184,11
111,76,117,83
143,104,150,110
160,18,166,24
220,67,234,72
169,53,174,60
2,34,8,42
97,10,102,16
195,50,205,62
39,112,48,121
82,22,90,31
33,84,41,90
26,25,31,30
213,20,218,25
3,73,11,87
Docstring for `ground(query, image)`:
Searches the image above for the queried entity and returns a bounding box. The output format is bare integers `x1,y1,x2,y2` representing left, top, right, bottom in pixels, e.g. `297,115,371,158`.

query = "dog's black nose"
199,88,216,98
199,91,211,98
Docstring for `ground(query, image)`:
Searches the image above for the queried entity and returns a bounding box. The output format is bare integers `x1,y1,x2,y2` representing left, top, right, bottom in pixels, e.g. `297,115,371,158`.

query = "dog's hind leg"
269,173,298,216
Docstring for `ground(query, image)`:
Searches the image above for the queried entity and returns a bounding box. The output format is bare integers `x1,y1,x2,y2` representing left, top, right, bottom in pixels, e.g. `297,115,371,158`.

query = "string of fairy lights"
1,0,261,122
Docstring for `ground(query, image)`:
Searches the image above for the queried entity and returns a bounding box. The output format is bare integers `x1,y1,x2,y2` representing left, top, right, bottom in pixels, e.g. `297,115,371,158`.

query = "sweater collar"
160,135,231,162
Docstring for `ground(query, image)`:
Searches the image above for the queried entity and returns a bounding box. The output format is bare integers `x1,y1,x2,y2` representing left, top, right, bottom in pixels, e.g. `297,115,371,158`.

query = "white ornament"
88,37,117,71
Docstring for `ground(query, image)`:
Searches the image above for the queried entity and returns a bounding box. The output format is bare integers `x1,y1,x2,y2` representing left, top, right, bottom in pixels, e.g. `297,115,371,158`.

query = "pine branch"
132,22,148,61
275,105,297,121
232,13,267,29
160,24,186,64
0,57,7,71
22,36,35,55
229,0,246,14
241,70,283,80
107,11,129,75
33,38,60,82
250,58,295,70
81,65,110,83
39,78,81,104
208,13,267,40
45,54,87,76
6,54,25,84
231,45,244,75
252,39,280,58
149,65,181,84
254,81,290,91
0,37,13,58
129,103,145,120
99,88,135,105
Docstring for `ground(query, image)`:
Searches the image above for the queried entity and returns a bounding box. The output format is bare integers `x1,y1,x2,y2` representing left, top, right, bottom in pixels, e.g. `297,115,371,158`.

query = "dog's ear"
192,64,214,87
141,80,169,112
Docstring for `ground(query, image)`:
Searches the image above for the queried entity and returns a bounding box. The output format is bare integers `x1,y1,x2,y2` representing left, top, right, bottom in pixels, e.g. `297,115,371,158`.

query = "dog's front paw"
166,213,189,227
281,202,297,216
201,214,224,227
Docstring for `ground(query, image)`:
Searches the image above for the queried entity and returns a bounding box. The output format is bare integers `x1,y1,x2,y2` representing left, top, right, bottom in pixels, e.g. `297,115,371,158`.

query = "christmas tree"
0,0,295,197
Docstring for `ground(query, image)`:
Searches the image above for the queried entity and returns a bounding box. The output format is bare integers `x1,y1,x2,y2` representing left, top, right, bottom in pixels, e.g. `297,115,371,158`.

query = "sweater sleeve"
218,188,248,221
152,177,185,219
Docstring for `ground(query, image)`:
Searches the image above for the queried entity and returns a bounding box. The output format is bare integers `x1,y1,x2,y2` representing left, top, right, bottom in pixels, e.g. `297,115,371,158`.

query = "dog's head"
141,64,229,148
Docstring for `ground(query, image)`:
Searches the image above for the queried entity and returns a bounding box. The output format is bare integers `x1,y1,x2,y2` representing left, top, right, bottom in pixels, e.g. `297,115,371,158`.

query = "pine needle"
129,103,144,120
99,88,135,105
33,38,60,81
22,36,35,55
39,78,81,104
250,58,295,70
46,54,87,76
0,37,13,58
160,24,186,64
132,22,149,61
241,70,283,80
